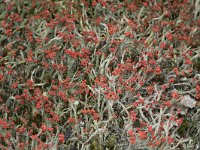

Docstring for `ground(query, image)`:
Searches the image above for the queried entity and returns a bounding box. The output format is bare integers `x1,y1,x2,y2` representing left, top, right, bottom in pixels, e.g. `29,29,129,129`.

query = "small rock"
180,95,196,108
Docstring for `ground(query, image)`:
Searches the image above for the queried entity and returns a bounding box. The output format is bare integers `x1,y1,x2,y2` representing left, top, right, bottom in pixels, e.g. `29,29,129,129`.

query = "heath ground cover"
0,0,200,149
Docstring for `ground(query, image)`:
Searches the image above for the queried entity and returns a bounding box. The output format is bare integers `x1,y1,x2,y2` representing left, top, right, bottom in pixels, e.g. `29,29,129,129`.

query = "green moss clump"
193,58,200,72
133,119,140,128
177,118,190,137
43,73,52,82
90,139,103,150
151,74,166,84
106,134,117,150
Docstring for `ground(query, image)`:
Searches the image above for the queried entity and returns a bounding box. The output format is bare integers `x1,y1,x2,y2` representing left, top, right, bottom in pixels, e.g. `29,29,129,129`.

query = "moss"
118,118,124,128
133,119,140,128
187,111,200,145
33,113,43,127
193,58,200,72
43,73,52,82
90,139,103,150
177,118,190,137
106,134,117,150
152,74,166,83
40,134,47,142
